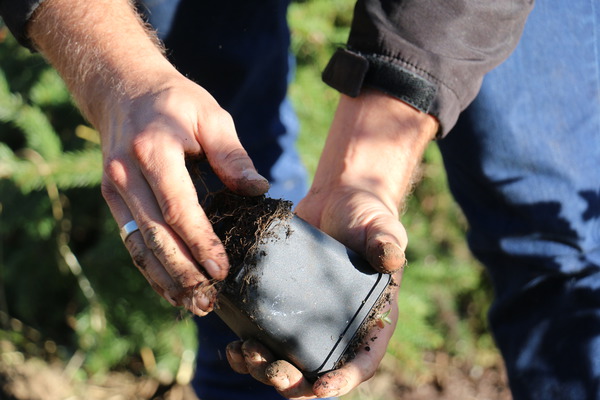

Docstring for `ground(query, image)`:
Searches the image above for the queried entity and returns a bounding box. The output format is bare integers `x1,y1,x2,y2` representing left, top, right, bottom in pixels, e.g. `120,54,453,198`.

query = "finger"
299,188,407,275
313,290,399,398
365,212,408,274
195,108,270,196
131,134,229,279
241,339,274,385
226,341,250,374
102,160,215,315
265,360,315,400
102,177,180,305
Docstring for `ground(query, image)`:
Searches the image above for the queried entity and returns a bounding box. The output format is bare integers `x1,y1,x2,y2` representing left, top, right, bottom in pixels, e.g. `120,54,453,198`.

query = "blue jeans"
439,1,600,398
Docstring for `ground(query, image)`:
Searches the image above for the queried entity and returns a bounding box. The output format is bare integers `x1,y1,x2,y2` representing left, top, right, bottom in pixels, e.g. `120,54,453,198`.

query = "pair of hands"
98,74,436,398
28,0,437,396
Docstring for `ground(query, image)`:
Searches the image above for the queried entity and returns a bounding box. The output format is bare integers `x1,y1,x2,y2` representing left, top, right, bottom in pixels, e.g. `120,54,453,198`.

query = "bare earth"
0,352,511,400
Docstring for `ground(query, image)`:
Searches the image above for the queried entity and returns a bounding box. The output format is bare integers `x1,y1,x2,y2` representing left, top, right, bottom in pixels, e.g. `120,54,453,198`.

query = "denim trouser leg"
439,1,600,398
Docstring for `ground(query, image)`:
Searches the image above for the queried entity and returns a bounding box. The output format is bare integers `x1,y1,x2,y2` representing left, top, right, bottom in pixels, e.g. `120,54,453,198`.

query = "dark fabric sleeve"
323,0,534,136
0,0,46,49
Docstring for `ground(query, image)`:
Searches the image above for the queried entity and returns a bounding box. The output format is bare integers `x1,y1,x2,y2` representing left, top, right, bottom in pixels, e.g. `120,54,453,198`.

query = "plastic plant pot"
214,214,391,380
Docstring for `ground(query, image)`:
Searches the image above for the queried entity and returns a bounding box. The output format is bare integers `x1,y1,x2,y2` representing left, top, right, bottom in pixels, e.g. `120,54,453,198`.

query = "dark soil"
202,190,294,294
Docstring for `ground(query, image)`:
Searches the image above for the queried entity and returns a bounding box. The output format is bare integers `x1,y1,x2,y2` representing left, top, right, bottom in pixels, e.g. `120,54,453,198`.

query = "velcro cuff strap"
323,48,437,114
322,48,369,98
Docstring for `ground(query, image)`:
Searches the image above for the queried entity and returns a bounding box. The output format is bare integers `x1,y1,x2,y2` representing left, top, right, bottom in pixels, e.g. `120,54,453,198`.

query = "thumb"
199,110,270,196
364,213,408,274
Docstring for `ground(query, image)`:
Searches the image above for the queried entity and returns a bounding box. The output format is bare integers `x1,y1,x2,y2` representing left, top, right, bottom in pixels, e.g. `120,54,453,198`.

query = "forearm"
309,89,437,216
26,0,175,128
324,0,534,135
296,89,436,273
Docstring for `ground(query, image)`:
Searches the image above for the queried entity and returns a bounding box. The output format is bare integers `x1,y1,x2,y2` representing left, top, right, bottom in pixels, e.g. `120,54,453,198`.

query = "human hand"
225,90,438,397
226,284,399,399
99,72,270,315
28,0,270,316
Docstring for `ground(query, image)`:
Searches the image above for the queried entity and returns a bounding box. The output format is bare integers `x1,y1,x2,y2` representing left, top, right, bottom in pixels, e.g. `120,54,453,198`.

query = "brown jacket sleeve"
323,0,534,136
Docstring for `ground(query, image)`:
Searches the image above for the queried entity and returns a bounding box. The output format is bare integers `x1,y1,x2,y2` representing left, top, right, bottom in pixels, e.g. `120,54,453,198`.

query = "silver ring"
120,220,139,241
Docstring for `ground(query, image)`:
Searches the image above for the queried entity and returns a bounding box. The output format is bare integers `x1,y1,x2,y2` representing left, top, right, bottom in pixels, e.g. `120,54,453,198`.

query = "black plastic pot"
215,214,391,380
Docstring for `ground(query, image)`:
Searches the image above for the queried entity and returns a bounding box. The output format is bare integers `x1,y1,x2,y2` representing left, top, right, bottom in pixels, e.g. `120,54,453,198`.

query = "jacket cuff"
323,47,461,137
0,0,45,50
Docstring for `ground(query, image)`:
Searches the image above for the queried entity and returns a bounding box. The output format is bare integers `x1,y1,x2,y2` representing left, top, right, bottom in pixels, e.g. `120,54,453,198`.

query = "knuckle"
160,196,187,228
138,222,174,259
170,268,202,289
131,137,154,164
100,179,120,205
169,286,187,302
208,108,235,131
127,239,153,272
103,156,129,188
221,147,250,166
186,234,220,259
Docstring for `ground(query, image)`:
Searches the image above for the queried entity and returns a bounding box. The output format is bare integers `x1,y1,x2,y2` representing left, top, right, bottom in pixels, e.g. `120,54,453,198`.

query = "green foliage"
288,0,353,176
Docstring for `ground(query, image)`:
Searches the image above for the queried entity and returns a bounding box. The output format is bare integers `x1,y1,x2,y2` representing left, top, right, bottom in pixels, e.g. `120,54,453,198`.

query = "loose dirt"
0,352,512,400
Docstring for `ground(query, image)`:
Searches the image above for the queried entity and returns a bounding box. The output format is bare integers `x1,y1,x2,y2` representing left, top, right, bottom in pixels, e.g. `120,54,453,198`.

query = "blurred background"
0,0,509,399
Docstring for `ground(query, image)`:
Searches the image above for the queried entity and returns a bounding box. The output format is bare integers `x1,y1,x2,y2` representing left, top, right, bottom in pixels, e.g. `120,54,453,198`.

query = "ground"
0,352,511,400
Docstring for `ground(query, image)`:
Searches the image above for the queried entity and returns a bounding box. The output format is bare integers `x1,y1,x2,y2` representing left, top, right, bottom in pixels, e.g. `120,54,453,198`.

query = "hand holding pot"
226,90,438,397
28,0,269,316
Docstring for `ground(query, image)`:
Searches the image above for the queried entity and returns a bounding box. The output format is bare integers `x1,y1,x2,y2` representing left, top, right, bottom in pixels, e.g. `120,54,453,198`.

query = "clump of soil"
202,190,293,294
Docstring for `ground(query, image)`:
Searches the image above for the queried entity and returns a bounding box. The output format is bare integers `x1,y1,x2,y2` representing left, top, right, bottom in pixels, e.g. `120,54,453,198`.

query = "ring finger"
102,166,215,315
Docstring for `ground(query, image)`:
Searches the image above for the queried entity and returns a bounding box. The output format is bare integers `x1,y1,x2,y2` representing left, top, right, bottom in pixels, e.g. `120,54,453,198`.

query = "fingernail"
194,291,212,311
242,168,268,182
370,241,406,273
242,343,266,364
166,296,178,307
226,345,244,364
245,351,265,364
203,259,222,277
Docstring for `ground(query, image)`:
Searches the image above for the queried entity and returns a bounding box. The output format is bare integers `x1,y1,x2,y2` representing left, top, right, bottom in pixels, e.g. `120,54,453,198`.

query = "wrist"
85,60,180,131
310,89,438,212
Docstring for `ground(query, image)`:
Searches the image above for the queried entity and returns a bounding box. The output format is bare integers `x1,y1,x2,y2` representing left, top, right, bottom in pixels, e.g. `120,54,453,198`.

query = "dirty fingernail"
370,241,406,273
226,344,244,364
203,259,222,278
244,350,265,364
194,291,212,311
242,342,266,364
242,169,268,182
